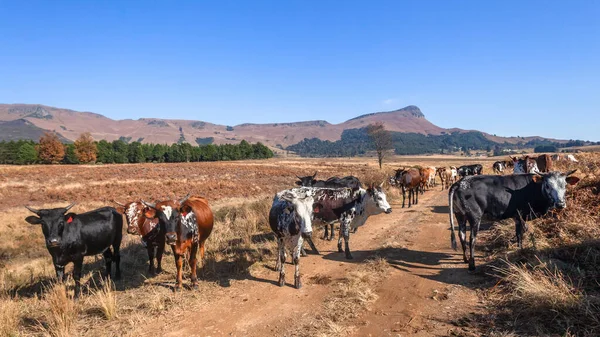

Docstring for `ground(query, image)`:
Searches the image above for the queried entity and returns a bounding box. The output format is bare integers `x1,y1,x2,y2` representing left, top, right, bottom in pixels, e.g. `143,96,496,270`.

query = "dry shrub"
88,279,118,320
43,283,78,337
0,297,20,337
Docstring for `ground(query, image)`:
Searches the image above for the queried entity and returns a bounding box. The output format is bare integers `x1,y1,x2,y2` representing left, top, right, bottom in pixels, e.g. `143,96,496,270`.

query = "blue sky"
0,1,598,140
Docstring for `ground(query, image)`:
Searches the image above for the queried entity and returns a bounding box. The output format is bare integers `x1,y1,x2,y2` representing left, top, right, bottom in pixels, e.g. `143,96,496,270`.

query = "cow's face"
124,202,144,235
295,172,318,187
281,189,315,235
158,205,181,245
533,170,580,209
25,204,75,248
367,185,392,215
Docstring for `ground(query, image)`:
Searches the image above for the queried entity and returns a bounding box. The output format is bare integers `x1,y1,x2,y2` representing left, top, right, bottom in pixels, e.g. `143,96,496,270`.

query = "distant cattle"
25,204,123,298
437,167,455,190
449,170,580,270
419,167,436,190
567,154,579,162
551,154,561,161
295,173,362,241
457,164,483,178
143,194,214,290
312,184,392,259
395,168,421,208
269,187,316,288
117,200,165,275
512,156,539,174
492,160,513,174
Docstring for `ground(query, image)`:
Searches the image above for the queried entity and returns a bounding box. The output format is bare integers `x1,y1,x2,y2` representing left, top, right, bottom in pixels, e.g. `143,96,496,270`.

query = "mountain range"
0,103,566,149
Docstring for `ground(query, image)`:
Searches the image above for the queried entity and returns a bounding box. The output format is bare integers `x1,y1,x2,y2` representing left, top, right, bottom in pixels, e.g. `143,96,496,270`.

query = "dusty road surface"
145,189,488,337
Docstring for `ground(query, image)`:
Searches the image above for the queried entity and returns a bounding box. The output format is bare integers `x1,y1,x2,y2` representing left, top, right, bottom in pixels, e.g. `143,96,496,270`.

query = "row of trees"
0,132,273,165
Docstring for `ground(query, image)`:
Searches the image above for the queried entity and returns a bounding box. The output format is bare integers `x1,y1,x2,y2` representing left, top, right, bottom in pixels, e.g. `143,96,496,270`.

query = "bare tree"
367,123,393,169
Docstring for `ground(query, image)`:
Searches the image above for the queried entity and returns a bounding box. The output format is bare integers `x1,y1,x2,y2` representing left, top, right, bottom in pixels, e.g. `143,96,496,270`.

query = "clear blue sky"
1,1,598,141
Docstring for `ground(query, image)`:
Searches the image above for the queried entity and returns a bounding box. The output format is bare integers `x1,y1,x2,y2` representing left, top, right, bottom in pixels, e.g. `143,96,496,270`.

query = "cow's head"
295,172,318,186
532,170,580,209
281,188,316,236
143,195,190,245
117,201,159,236
24,203,76,248
367,183,392,214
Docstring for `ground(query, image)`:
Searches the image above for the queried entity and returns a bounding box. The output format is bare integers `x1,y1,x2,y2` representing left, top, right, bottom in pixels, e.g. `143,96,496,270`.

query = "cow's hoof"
173,285,182,292
345,254,354,260
156,268,163,274
468,263,476,271
191,283,199,290
338,247,344,253
300,249,307,257
294,277,302,289
278,274,285,287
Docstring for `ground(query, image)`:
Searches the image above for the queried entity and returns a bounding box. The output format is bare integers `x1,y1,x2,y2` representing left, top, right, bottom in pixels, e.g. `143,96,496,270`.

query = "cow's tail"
449,183,458,251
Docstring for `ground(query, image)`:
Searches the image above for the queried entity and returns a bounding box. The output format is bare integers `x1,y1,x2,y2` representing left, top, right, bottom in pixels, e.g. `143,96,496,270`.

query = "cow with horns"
115,200,165,275
24,204,123,298
141,194,214,290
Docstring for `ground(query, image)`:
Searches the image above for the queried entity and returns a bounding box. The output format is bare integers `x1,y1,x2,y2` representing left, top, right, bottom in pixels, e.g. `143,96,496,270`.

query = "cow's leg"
189,243,199,289
455,213,468,263
112,236,122,280
172,246,183,291
415,187,419,204
277,238,285,287
73,256,84,299
53,262,66,282
304,236,319,255
102,248,113,279
293,236,303,289
515,218,527,249
323,223,329,240
337,225,344,253
467,215,481,271
328,223,335,241
146,245,156,274
402,186,406,208
341,217,353,260
156,242,164,274
300,247,308,257
407,189,412,208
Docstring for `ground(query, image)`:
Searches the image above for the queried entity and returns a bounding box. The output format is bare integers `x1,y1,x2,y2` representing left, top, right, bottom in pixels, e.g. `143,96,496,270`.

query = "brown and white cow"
535,154,553,173
512,156,539,174
116,200,165,275
395,168,422,207
143,195,214,290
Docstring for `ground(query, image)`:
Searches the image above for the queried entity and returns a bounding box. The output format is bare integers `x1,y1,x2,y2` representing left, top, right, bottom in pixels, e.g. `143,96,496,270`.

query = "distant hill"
0,103,581,154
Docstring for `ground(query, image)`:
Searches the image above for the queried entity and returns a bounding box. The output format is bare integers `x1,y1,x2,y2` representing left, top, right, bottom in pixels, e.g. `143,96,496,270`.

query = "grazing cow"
395,168,421,208
116,201,165,275
24,204,123,298
567,154,579,162
535,154,553,173
457,164,483,178
312,185,392,259
295,173,362,241
512,156,539,174
143,195,214,290
269,187,316,288
449,170,580,270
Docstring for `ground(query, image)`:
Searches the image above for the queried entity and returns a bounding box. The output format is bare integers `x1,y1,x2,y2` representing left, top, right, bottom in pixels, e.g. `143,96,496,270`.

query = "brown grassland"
0,153,598,336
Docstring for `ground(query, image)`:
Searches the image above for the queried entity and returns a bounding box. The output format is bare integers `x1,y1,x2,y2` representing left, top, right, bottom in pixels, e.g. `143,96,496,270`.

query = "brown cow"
535,154,553,173
395,168,421,208
117,200,165,275
144,195,214,290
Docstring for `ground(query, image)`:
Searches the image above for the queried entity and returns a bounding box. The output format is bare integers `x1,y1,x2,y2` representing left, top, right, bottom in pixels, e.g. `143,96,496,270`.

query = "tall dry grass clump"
43,283,78,337
89,279,118,320
485,153,600,336
0,296,20,337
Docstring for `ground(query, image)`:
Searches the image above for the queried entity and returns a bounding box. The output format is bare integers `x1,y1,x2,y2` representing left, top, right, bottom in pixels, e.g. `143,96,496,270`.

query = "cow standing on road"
25,204,123,298
449,170,580,271
395,168,422,207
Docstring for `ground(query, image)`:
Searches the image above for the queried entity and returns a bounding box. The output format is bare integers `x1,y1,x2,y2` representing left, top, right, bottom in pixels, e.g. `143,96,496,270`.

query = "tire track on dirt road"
145,189,487,336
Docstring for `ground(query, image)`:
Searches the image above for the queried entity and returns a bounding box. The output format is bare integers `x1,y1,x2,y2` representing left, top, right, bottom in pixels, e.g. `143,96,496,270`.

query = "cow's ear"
25,216,42,225
115,206,125,214
566,176,580,186
144,208,157,218
295,181,302,186
532,175,544,184
313,203,323,213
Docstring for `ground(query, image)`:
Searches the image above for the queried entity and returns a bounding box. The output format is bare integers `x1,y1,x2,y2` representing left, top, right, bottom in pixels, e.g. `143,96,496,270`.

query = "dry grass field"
0,154,598,336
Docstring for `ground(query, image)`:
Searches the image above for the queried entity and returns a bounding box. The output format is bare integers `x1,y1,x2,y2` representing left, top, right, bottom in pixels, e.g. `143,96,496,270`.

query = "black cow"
295,173,362,239
449,170,580,271
25,204,123,298
457,164,483,178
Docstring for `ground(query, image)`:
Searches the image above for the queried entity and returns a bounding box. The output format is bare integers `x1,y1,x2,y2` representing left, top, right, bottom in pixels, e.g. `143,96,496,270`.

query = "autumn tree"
74,132,97,163
367,122,393,169
38,132,65,164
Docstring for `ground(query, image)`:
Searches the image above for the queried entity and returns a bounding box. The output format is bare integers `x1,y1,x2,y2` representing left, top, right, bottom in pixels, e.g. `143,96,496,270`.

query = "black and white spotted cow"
312,184,392,259
269,187,317,289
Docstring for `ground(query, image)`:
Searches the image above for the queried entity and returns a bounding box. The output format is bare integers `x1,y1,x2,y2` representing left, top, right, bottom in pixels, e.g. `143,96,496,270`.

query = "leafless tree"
367,122,393,169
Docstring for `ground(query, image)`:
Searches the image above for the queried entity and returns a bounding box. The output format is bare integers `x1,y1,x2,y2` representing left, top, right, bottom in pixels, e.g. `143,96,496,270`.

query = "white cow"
567,154,579,162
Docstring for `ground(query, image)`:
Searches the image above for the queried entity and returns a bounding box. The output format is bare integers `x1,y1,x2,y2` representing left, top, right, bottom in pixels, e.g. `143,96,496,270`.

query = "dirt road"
145,189,487,337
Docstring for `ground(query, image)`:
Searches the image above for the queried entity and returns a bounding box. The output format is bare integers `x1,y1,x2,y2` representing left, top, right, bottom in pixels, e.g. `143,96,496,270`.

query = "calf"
312,185,392,259
395,168,421,207
512,156,539,174
143,195,214,290
25,204,123,298
117,201,165,275
449,170,580,270
269,187,316,289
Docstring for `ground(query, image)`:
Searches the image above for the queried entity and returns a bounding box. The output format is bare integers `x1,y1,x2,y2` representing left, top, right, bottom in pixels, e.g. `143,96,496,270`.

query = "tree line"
0,132,273,165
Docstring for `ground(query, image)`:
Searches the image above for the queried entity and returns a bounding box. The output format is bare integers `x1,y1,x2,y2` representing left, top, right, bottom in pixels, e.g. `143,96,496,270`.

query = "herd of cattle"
22,153,581,297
